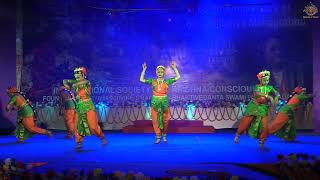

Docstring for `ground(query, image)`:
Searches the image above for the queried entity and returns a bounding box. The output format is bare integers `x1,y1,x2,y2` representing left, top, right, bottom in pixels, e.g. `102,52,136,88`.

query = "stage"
0,131,319,179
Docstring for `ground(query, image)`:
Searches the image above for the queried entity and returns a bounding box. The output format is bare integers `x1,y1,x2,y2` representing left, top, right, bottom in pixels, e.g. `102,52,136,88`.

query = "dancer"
268,87,312,141
59,86,77,138
63,67,106,149
5,87,52,143
234,70,280,149
140,61,180,144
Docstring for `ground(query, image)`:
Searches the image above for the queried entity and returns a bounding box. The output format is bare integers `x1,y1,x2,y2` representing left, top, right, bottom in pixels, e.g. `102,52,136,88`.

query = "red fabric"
75,110,105,143
293,86,304,94
22,117,48,135
64,109,77,136
236,116,254,135
151,108,170,136
7,87,17,93
268,112,289,134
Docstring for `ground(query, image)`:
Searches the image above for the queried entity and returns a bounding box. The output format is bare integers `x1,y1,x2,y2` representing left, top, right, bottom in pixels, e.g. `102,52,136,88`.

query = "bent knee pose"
140,61,180,144
268,86,312,141
5,87,52,143
234,70,279,149
63,67,106,149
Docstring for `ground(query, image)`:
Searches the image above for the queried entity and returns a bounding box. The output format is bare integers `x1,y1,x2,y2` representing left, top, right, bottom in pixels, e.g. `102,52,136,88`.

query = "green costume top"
144,78,176,129
245,85,277,116
9,94,34,140
253,85,278,100
9,95,34,118
69,79,95,136
246,84,278,138
145,78,176,93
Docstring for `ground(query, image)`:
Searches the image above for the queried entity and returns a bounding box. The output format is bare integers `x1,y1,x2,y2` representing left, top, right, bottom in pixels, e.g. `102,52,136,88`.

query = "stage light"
95,102,110,123
186,102,196,120
143,101,152,120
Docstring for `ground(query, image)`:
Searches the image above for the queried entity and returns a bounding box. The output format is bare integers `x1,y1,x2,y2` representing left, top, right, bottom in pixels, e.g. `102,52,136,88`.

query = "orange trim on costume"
287,95,300,105
152,81,169,96
77,88,89,99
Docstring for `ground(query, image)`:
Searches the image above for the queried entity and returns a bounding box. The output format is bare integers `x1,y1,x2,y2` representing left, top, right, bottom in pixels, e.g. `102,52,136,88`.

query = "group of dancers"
5,61,312,149
6,67,107,149
234,70,312,149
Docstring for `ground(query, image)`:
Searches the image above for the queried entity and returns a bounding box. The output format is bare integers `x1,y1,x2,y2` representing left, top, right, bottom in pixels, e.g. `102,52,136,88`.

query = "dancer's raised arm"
140,62,147,83
170,61,180,81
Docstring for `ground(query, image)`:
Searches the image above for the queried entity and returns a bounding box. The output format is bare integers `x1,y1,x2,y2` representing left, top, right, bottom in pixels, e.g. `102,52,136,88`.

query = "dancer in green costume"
140,61,180,144
5,87,52,143
268,87,312,141
63,67,106,149
234,70,280,149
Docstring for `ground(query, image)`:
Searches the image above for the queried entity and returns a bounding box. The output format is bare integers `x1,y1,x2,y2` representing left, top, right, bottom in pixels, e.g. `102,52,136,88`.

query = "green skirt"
15,118,33,140
274,105,296,141
244,100,268,139
76,99,95,136
151,95,169,130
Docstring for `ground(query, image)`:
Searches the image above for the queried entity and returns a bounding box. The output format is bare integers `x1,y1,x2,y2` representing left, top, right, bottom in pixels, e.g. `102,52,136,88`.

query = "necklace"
259,85,267,94
157,79,164,91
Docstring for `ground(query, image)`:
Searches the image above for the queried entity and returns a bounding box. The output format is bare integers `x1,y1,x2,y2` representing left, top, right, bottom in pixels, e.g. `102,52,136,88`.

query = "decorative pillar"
16,0,23,91
313,20,320,133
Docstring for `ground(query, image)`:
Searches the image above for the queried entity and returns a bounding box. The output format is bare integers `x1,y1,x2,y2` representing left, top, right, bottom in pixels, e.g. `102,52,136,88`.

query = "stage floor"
0,131,319,179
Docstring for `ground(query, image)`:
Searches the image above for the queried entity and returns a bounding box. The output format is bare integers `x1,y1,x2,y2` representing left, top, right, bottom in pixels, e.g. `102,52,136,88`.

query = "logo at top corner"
303,2,319,18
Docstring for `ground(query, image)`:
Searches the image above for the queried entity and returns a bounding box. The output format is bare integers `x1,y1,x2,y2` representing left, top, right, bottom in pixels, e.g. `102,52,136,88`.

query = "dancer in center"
140,61,180,144
234,70,280,149
63,67,106,149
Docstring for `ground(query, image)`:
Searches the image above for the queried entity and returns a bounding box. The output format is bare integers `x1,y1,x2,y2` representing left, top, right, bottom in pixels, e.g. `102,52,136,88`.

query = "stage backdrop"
0,0,17,133
20,0,314,130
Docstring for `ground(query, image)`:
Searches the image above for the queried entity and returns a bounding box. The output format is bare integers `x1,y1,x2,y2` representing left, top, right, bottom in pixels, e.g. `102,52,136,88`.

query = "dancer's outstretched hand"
142,62,147,71
171,61,176,68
